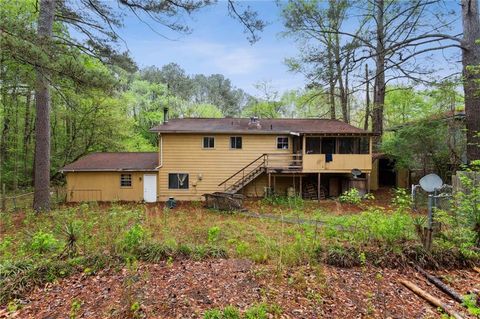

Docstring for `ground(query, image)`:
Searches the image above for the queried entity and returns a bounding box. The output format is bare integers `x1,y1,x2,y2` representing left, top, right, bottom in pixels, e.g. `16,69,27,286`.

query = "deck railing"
218,153,303,192
218,154,267,191
265,153,303,171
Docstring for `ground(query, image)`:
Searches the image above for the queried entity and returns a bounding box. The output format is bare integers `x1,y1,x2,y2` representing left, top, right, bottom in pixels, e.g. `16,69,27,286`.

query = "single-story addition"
61,152,158,202
62,116,377,202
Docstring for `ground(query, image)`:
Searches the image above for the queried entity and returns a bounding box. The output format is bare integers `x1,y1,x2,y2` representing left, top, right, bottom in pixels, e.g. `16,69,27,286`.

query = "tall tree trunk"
372,0,385,150
0,64,10,191
0,55,7,191
327,37,336,120
12,82,19,191
364,64,370,131
334,33,349,123
23,91,32,185
33,0,55,212
462,0,480,162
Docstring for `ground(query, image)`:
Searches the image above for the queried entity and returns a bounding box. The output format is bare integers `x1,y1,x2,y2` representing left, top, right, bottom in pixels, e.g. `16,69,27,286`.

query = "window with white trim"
203,136,215,149
168,173,189,189
276,136,289,150
230,136,242,149
120,174,132,187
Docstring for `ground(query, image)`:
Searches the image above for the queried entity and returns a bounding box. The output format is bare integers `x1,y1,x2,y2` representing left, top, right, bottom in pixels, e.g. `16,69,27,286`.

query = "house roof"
150,118,374,135
61,152,158,172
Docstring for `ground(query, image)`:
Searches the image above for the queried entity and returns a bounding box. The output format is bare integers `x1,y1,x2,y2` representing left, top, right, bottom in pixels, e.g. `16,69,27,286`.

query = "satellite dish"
419,174,443,193
351,168,362,179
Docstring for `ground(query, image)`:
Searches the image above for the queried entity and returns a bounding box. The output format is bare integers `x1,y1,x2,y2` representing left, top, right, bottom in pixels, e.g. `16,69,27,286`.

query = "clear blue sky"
116,0,462,97
118,1,304,96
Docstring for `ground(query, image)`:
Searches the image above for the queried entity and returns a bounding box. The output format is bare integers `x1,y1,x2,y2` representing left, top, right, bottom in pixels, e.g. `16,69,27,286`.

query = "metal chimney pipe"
163,107,169,124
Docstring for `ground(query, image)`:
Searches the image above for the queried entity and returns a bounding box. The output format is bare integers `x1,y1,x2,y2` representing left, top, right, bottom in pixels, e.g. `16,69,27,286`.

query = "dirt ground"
4,258,479,319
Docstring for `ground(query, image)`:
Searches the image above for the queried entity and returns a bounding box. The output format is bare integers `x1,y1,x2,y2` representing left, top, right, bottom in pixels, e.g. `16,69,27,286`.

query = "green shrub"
222,306,241,319
0,236,13,260
122,224,145,252
463,293,480,317
204,309,222,319
339,188,362,205
28,231,60,255
208,226,221,244
392,188,412,212
455,168,480,246
203,304,271,319
244,303,268,319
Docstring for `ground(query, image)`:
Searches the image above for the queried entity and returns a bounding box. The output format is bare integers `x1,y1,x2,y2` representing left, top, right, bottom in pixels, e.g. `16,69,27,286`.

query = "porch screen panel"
306,137,321,154
321,138,336,154
338,138,355,154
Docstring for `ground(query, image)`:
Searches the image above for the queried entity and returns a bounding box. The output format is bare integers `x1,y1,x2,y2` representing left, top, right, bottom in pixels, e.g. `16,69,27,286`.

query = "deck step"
225,167,265,194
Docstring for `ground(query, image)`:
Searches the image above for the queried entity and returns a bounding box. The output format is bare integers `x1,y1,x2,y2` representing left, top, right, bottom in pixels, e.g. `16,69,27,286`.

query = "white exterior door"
143,174,157,202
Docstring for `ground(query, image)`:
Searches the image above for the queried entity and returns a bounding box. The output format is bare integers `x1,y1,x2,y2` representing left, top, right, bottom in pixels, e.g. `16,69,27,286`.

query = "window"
120,174,132,187
321,137,336,154
203,136,215,149
230,136,242,149
306,137,321,154
168,173,189,189
277,136,289,150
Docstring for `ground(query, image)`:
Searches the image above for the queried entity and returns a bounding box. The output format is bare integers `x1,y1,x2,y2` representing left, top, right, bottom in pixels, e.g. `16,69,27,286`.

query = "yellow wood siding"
369,159,409,190
158,134,291,200
66,172,146,202
303,154,372,172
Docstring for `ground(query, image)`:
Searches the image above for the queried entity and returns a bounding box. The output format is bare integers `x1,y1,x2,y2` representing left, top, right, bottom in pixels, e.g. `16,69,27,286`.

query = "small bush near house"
339,188,362,205
392,188,412,212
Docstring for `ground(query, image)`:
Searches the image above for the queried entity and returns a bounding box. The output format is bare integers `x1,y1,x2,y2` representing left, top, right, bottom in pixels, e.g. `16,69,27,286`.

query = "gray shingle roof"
61,152,158,172
150,118,374,135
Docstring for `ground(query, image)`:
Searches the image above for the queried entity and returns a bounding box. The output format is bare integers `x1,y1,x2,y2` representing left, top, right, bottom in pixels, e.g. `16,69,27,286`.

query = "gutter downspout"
155,133,163,169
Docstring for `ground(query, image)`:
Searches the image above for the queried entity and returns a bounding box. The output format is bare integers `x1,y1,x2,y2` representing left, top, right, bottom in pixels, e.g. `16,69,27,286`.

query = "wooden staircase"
219,154,267,194
218,153,303,195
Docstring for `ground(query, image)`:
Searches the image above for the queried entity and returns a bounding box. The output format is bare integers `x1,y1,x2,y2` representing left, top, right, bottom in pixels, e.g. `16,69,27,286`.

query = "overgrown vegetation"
2,191,480,306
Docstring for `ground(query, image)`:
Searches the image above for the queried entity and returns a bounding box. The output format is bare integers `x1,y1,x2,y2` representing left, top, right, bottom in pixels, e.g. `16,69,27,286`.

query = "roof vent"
248,116,261,129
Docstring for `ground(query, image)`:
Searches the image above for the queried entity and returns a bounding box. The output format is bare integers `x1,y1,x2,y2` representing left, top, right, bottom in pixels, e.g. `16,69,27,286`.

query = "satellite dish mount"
351,168,362,179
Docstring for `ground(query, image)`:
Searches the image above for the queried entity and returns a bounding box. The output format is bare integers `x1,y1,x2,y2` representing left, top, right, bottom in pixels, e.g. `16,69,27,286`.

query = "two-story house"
62,116,375,202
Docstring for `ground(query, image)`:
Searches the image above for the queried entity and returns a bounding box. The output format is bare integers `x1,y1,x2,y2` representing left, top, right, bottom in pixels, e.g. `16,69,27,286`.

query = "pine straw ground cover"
0,195,480,318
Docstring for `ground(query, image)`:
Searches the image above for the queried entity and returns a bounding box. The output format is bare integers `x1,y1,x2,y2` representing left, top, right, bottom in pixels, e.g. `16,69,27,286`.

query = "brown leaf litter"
3,259,480,318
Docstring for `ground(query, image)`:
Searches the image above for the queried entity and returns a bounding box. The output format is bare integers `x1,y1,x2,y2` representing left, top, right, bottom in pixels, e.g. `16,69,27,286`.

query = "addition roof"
61,152,158,172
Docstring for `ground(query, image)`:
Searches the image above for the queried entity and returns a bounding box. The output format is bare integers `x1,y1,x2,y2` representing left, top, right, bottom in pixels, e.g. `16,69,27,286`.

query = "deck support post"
317,173,321,202
366,173,371,193
299,176,303,198
273,175,276,194
268,172,271,196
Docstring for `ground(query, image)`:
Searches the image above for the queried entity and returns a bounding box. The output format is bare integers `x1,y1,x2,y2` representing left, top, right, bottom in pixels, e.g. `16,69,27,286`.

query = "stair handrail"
218,154,266,188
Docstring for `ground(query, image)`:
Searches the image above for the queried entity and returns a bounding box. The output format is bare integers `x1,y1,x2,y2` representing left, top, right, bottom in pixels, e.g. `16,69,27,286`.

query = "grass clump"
262,195,304,210
203,303,280,319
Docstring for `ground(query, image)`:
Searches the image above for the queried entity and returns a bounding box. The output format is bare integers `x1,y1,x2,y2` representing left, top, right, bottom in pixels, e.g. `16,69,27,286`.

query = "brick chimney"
248,116,261,129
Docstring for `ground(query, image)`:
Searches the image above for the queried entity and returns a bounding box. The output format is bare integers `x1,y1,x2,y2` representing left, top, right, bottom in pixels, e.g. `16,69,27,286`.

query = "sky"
116,0,462,98
117,1,305,97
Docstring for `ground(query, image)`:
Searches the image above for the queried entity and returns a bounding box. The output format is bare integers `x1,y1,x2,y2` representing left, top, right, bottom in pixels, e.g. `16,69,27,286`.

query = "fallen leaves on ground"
3,259,480,318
